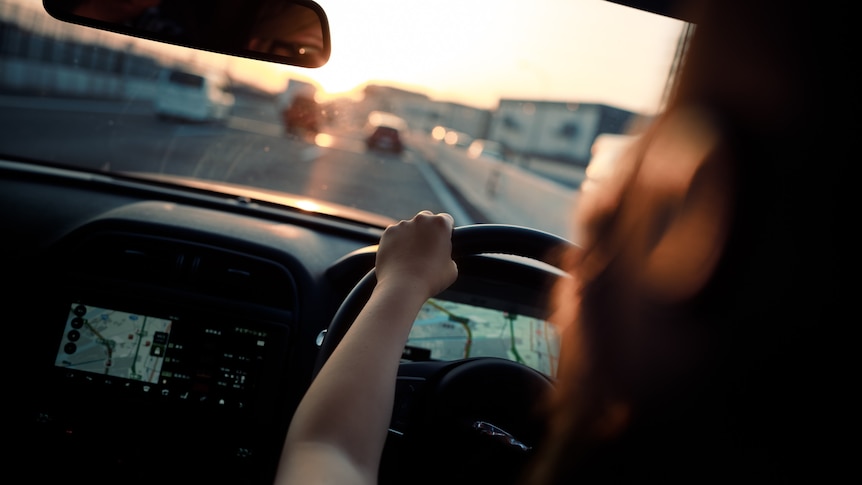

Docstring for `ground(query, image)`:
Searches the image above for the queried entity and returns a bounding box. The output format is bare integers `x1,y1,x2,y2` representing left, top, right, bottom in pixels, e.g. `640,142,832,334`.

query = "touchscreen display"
51,300,284,415
55,303,173,383
408,298,561,377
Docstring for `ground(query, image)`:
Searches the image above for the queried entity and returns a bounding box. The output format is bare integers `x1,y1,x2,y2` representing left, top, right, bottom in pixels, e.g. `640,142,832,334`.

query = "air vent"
77,233,185,283
191,247,296,307
64,231,297,310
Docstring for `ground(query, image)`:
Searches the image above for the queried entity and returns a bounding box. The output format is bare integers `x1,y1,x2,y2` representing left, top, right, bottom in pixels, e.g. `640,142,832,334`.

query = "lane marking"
408,150,475,225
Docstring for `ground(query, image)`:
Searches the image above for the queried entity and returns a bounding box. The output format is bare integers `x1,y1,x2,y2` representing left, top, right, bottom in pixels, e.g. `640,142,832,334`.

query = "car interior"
3,0,837,483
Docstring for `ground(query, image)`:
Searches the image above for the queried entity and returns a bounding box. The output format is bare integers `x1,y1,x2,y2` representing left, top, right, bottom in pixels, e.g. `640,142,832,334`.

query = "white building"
488,100,640,166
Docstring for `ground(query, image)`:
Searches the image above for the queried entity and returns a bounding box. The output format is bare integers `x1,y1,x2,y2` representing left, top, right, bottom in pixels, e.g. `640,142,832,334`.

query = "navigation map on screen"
54,303,173,383
408,298,560,377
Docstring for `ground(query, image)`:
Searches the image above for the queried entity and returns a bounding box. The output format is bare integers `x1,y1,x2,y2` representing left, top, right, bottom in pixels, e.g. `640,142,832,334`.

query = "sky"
299,0,687,113
4,0,687,114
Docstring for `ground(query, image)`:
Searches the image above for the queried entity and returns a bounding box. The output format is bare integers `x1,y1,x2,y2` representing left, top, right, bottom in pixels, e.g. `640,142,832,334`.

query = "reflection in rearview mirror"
42,0,331,68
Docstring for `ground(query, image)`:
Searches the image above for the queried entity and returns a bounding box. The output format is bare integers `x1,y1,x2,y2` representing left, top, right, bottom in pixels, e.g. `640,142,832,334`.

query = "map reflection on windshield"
54,303,173,383
407,298,560,377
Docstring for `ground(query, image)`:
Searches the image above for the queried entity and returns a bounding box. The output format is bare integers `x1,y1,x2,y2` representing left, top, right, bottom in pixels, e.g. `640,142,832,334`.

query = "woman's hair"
523,0,838,482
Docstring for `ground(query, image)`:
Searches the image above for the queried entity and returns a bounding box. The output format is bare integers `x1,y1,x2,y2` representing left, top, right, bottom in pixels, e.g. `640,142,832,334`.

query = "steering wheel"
316,224,576,485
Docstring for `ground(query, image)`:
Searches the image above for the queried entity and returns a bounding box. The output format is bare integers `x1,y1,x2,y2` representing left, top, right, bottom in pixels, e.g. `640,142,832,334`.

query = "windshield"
0,0,688,242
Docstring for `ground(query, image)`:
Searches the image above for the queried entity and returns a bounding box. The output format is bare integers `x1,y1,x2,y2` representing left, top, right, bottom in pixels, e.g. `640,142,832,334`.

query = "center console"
25,227,300,485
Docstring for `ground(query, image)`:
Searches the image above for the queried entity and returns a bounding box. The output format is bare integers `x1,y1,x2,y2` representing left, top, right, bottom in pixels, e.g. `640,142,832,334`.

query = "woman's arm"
276,211,457,485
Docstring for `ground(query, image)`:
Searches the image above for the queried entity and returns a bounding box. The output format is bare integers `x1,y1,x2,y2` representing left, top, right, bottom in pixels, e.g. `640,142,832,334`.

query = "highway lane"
0,96,467,223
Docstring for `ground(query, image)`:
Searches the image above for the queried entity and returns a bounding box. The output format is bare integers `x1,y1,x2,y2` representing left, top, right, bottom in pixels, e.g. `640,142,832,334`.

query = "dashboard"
3,159,566,485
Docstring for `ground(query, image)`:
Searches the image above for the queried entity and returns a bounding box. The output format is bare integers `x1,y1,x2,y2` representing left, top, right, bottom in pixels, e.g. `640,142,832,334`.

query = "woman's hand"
375,210,458,300
277,210,458,485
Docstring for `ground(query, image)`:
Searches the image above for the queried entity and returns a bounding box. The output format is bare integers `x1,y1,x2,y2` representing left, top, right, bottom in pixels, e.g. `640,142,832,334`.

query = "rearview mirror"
42,0,331,68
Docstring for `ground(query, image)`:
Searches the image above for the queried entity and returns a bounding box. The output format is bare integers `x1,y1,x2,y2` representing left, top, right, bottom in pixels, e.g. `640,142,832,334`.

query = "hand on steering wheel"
318,223,577,485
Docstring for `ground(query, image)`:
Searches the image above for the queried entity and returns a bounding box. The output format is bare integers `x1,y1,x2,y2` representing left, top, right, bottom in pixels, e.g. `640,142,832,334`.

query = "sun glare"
314,133,336,148
295,199,323,212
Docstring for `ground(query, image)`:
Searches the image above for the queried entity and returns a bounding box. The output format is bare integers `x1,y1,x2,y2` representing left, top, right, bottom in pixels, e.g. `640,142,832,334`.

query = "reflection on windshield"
0,0,688,241
408,298,560,377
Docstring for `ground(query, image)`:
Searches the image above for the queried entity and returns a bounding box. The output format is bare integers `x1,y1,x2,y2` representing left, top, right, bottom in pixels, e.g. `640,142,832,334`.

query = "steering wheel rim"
316,223,576,485
316,223,576,372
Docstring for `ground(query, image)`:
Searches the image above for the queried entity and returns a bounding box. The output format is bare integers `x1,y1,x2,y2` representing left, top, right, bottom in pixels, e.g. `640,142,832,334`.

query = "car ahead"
365,110,407,154
1,0,839,484
154,66,235,123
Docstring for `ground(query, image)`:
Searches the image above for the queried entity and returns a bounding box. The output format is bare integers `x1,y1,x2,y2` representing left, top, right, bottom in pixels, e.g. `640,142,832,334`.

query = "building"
487,100,640,166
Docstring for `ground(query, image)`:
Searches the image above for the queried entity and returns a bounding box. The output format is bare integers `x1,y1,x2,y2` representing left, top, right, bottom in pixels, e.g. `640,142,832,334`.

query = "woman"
528,0,837,481
276,0,839,482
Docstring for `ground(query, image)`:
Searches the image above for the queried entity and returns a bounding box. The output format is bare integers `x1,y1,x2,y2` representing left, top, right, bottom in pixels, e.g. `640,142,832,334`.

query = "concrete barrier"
409,133,583,242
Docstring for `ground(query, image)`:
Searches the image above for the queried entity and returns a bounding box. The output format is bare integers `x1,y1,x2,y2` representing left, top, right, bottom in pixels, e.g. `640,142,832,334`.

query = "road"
0,94,470,223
